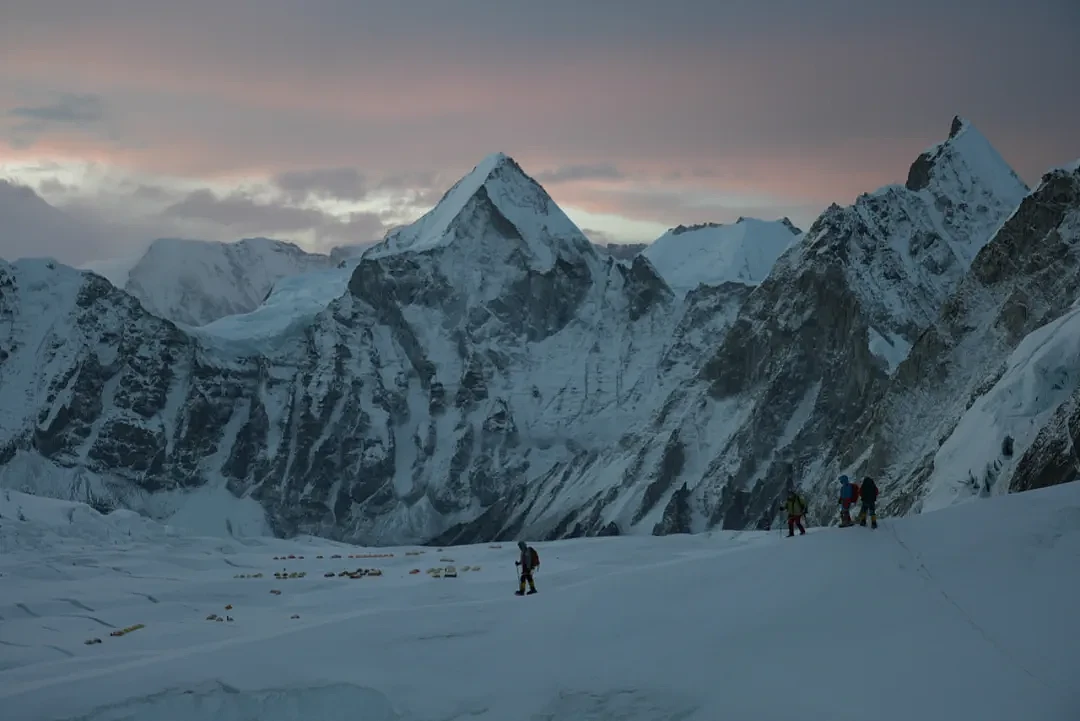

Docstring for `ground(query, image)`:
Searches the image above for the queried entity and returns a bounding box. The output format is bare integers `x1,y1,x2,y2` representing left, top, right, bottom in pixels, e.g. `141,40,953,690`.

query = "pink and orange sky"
2,0,1078,265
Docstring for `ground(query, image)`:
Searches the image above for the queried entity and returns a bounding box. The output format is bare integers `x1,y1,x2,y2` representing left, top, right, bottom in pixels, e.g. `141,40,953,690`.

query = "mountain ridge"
1,120,1076,548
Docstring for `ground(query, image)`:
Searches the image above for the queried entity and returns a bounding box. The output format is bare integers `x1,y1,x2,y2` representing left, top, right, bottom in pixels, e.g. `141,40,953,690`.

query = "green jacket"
785,494,807,516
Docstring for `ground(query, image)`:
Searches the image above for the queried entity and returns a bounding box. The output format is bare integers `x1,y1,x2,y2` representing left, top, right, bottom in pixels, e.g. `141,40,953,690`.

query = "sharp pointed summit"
905,115,1028,201
365,152,594,272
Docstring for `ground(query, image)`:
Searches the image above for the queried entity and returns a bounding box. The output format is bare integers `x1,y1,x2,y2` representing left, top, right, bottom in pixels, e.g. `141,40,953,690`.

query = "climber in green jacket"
784,489,808,537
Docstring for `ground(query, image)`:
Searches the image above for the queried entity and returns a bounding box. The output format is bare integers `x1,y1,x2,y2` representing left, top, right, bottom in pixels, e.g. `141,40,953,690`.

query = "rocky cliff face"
626,117,1031,532
1,125,1075,545
838,164,1080,513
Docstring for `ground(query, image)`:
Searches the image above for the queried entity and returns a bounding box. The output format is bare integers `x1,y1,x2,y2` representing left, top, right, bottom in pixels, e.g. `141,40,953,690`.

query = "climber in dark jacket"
858,477,879,529
515,540,538,595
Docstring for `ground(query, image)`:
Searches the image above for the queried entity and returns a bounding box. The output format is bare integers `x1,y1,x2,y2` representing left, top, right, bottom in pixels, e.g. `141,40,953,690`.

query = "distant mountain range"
0,116,1076,546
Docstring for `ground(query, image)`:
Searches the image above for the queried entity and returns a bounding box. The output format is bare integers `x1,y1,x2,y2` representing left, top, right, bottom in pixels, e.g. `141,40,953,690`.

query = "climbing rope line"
887,522,1057,693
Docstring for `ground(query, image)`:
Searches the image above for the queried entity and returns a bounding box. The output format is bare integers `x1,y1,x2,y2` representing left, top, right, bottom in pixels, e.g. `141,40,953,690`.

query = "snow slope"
922,304,1080,511
84,237,336,327
1,484,1078,721
191,265,355,357
0,259,96,442
642,218,801,297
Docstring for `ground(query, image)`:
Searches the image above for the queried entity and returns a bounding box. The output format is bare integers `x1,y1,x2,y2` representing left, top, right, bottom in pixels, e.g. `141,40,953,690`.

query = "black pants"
859,500,877,523
519,569,536,593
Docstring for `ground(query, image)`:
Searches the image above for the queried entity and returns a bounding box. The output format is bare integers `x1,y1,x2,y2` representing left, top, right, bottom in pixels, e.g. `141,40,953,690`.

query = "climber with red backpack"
515,540,539,596
838,475,860,527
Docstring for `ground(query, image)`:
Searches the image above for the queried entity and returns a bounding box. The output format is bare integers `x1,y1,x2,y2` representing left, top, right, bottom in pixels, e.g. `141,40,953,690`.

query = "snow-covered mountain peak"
1,256,86,308
642,217,800,297
365,153,595,273
906,115,1028,209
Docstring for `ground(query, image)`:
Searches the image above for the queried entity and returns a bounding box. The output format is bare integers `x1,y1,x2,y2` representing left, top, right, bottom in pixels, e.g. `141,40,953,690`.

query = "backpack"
850,482,861,504
529,547,540,569
787,494,806,515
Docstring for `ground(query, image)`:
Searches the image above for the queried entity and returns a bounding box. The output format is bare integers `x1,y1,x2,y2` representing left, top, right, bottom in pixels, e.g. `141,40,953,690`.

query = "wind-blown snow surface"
1,486,1078,721
642,218,800,297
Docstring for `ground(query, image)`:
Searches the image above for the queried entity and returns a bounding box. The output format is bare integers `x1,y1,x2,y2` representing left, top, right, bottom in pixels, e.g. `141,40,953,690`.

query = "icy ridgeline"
80,237,369,327
1,483,1078,721
0,488,173,551
77,233,643,330
0,488,343,554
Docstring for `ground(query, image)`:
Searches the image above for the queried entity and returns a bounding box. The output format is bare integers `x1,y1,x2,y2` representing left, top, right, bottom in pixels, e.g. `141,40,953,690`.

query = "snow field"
2,484,1079,721
642,218,799,297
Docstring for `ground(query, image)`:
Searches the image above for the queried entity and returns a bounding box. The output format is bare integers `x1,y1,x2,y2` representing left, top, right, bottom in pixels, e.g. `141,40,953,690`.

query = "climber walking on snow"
784,488,808,537
838,475,859,527
515,540,539,596
858,476,879,529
